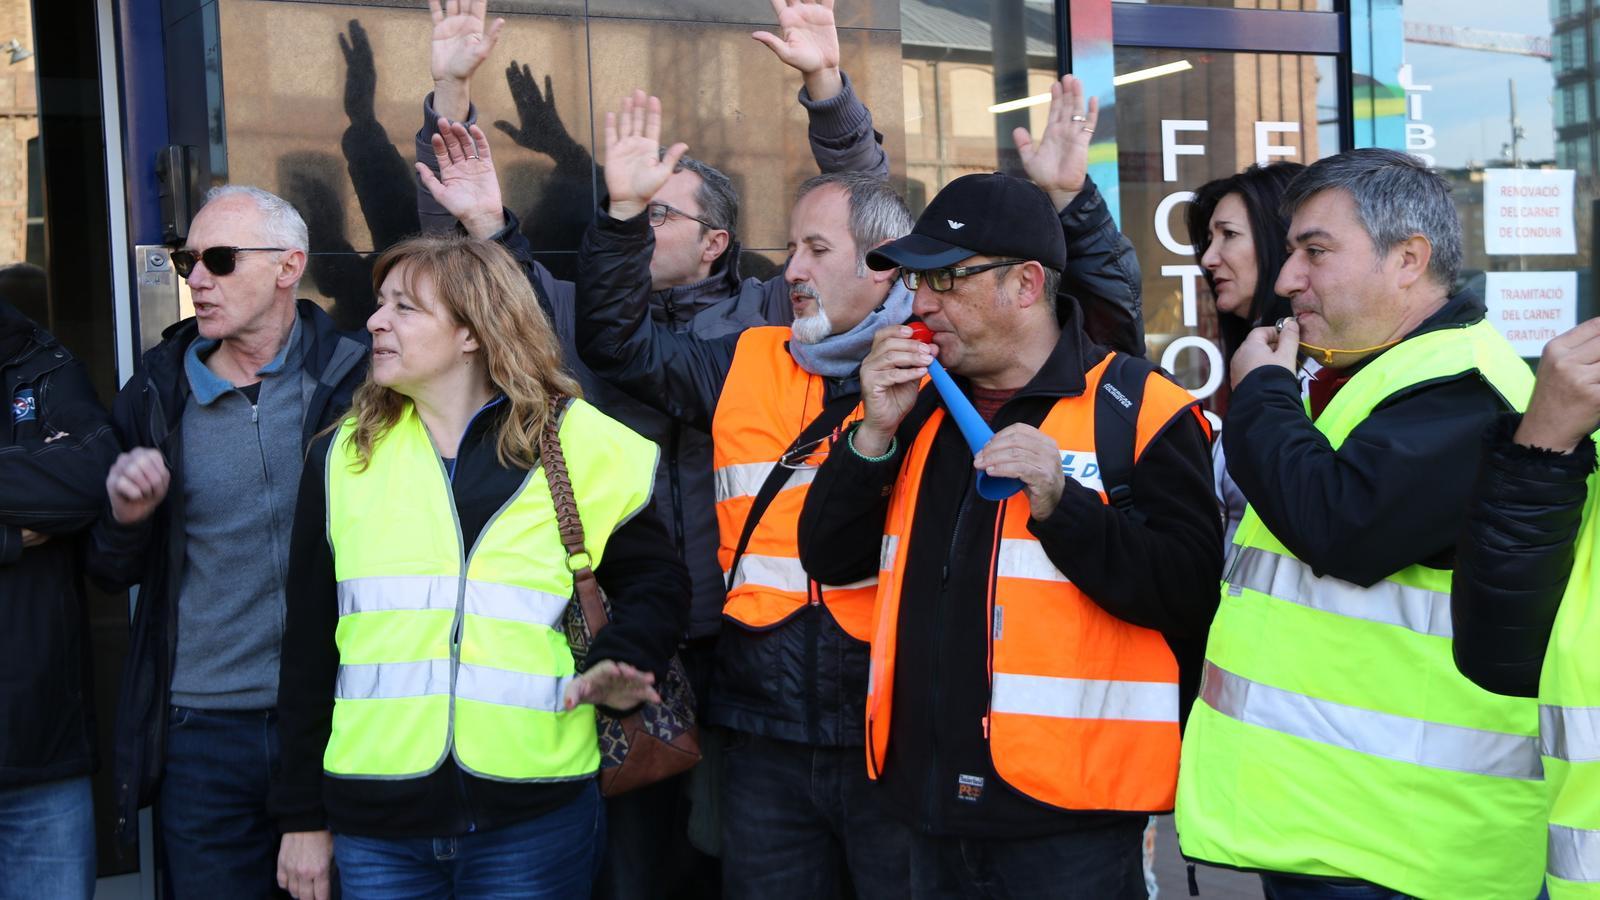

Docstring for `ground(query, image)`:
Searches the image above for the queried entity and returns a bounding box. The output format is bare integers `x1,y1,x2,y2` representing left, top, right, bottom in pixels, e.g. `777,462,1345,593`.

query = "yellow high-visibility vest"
322,399,657,781
1177,321,1546,899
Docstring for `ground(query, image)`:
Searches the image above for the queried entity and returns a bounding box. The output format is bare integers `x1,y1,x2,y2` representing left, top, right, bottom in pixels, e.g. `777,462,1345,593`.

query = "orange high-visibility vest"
712,326,876,640
867,353,1206,811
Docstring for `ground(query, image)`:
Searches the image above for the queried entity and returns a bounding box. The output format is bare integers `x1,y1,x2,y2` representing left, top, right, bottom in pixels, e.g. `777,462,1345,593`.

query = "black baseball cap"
867,172,1067,273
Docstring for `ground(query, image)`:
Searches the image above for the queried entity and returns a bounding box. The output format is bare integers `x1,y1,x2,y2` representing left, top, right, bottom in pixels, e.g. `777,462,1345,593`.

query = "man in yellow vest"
1453,314,1600,898
1176,147,1547,899
795,169,1222,898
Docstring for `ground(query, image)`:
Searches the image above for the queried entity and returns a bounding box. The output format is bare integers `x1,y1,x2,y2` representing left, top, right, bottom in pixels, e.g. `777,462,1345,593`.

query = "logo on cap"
946,220,965,230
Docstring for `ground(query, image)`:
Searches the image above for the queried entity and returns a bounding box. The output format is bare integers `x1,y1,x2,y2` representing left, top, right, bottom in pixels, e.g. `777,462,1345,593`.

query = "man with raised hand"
568,74,1142,898
1453,315,1600,899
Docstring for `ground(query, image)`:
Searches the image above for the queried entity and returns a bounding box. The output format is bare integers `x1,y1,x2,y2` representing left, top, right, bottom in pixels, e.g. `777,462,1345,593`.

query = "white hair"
203,184,310,253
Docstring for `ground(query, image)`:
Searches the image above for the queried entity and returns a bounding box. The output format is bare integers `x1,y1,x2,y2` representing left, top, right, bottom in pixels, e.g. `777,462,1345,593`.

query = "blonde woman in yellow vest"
1176,149,1547,899
1454,315,1600,899
270,234,688,900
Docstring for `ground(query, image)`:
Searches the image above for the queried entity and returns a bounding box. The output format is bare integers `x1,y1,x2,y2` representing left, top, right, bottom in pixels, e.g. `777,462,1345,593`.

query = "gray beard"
790,305,834,345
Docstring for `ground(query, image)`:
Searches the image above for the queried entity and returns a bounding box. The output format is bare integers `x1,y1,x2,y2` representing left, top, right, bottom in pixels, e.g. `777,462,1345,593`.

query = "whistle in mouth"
908,323,1025,501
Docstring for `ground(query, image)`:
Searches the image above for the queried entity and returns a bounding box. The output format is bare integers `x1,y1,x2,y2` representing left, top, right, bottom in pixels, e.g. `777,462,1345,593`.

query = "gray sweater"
169,317,307,709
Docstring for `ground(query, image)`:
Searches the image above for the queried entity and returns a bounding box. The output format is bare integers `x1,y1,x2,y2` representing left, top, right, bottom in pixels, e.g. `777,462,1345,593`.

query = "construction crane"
1404,22,1552,60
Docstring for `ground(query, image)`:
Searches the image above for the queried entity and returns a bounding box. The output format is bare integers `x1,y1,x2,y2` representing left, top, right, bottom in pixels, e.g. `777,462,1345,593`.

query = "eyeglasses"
647,202,720,231
900,259,1026,293
171,246,286,278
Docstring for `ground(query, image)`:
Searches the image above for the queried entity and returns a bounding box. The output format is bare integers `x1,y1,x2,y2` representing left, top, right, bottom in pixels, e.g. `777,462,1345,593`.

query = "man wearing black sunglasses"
88,185,369,899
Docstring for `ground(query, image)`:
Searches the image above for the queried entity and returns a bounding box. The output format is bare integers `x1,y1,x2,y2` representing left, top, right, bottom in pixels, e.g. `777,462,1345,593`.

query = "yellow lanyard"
1276,318,1401,367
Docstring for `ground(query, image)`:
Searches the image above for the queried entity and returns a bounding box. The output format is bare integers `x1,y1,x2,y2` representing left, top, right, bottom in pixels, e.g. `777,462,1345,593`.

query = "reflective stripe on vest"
1550,825,1600,884
1226,546,1453,638
712,327,874,640
1203,661,1542,779
339,575,568,627
1539,460,1600,898
1176,321,1546,899
992,673,1180,723
323,400,658,781
868,353,1199,812
1542,704,1600,763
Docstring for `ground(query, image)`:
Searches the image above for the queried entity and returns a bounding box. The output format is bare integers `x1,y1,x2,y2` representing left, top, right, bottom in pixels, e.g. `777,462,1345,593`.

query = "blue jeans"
0,775,95,900
157,706,284,899
908,817,1147,899
1260,873,1411,899
719,732,910,899
333,781,604,900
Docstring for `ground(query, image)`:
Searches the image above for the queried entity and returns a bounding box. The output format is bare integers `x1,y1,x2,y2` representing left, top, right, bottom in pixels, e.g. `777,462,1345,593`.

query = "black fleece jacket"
1452,415,1597,697
796,317,1221,838
1224,289,1519,585
272,399,689,837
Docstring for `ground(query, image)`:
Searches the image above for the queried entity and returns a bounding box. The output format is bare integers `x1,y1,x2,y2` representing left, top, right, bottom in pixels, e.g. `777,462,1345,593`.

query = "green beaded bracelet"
846,423,898,462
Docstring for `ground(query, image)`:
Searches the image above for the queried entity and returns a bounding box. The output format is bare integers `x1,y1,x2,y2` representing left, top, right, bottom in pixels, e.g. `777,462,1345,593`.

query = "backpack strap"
725,392,861,592
1093,352,1152,522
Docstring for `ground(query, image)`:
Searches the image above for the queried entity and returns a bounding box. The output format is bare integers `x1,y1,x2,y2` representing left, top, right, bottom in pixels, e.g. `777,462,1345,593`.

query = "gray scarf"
788,281,915,379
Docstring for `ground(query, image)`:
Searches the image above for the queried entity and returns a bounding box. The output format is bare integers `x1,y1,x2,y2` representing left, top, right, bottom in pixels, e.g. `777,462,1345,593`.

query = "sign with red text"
1484,169,1577,256
1484,271,1577,356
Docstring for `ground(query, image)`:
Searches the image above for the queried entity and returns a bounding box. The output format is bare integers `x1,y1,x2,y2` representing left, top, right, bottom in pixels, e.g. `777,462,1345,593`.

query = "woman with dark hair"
1185,161,1305,544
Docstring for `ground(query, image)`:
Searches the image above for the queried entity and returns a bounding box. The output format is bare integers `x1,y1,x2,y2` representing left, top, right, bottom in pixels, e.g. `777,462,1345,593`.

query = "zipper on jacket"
927,476,974,827
668,424,686,564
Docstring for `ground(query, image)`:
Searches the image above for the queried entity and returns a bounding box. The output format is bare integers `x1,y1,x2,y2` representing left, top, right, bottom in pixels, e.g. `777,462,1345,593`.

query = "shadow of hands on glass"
279,152,377,332
338,18,421,257
493,61,598,281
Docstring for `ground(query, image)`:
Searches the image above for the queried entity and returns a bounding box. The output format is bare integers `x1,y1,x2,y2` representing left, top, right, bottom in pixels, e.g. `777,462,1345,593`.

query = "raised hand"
562,660,661,711
429,0,504,85
752,0,843,100
338,20,378,124
602,90,688,221
1014,74,1099,210
107,447,170,526
415,118,506,239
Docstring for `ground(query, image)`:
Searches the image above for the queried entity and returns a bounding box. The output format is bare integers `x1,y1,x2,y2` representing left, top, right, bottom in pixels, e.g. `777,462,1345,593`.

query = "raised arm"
755,0,888,177
1016,75,1144,355
415,0,503,233
574,91,741,429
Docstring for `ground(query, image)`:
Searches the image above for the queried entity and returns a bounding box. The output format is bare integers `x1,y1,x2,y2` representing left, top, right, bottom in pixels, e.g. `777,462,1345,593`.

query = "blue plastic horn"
909,323,1024,501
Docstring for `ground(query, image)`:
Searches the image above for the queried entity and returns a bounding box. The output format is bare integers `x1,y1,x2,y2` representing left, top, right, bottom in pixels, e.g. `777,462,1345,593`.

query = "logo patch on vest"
11,389,36,423
957,774,985,802
991,605,1004,640
1059,449,1102,492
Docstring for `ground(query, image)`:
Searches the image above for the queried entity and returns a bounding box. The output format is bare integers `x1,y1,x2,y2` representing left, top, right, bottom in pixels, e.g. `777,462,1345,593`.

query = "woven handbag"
540,412,701,797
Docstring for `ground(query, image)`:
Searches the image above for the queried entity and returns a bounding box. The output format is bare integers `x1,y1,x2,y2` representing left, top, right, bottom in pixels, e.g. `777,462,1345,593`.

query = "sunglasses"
900,259,1024,293
171,246,287,278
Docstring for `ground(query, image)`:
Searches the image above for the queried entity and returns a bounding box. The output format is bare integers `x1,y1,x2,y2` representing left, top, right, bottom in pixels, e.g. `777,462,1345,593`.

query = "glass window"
899,0,1058,213
1112,45,1341,412
1112,0,1335,9
1401,0,1595,357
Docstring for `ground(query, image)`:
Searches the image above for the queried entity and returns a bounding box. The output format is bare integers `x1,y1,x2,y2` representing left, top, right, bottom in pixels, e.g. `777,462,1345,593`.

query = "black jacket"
1452,415,1597,697
88,300,368,842
795,310,1221,837
0,303,119,787
272,399,689,837
418,77,886,638
1224,289,1520,585
574,179,1147,748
